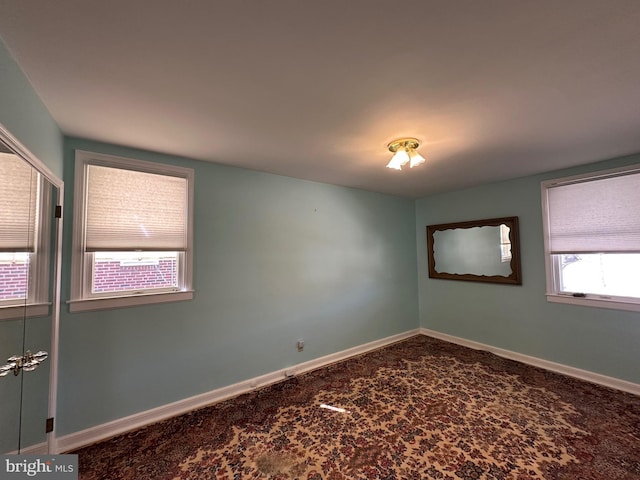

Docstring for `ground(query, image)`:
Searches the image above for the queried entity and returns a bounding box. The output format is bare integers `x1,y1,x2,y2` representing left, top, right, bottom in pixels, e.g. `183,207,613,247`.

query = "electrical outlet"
297,339,304,352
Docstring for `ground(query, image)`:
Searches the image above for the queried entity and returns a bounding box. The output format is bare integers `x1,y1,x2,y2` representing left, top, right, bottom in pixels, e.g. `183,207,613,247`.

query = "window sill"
0,303,51,321
546,293,640,312
68,290,194,313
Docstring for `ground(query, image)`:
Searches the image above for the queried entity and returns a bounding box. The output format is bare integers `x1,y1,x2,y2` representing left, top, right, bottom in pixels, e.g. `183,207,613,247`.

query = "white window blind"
0,152,39,252
85,164,188,251
546,171,640,254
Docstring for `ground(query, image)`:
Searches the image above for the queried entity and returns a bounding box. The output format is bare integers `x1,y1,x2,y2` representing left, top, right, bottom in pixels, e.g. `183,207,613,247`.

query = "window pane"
92,252,179,294
556,253,640,299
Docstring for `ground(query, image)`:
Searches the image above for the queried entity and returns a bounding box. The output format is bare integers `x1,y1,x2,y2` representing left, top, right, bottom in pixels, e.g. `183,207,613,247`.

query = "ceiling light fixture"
386,137,425,170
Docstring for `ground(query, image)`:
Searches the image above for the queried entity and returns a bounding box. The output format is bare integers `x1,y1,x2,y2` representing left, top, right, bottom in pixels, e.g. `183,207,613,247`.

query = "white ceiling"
1,1,639,198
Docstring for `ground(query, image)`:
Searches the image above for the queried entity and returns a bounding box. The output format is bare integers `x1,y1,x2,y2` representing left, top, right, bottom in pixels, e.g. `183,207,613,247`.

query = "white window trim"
70,150,194,312
545,293,640,312
0,303,51,321
541,163,640,312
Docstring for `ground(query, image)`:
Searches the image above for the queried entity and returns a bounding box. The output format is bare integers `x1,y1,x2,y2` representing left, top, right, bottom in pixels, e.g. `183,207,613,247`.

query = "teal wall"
3,33,638,441
416,153,640,384
57,137,419,435
0,38,63,177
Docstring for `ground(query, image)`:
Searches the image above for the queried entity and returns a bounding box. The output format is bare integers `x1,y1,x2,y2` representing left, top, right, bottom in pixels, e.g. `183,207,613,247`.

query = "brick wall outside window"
93,258,177,293
0,261,29,300
1,257,179,299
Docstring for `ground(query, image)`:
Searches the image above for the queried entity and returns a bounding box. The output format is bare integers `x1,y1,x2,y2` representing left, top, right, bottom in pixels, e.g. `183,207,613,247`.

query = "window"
541,164,640,311
0,151,52,319
70,151,194,312
499,224,512,263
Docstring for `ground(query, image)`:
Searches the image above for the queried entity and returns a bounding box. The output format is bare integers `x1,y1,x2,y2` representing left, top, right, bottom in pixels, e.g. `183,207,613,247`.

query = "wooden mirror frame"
426,216,522,285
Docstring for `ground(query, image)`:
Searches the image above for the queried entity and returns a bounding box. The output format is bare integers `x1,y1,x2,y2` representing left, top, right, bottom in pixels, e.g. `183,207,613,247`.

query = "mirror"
0,126,62,454
426,216,522,285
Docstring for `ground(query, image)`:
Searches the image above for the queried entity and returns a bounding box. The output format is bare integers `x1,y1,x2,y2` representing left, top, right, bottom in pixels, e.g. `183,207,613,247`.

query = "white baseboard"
56,329,420,453
419,328,640,396
56,327,639,453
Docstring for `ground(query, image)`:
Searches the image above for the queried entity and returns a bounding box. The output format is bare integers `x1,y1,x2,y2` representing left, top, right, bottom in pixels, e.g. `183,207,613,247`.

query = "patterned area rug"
72,335,640,479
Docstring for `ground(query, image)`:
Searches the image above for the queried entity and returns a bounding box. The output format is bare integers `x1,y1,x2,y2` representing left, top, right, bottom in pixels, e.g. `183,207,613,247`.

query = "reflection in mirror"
0,151,38,307
433,225,512,276
0,132,60,454
427,217,521,285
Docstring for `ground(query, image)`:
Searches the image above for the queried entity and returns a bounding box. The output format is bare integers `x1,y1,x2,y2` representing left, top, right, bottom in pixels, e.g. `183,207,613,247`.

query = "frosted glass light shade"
386,149,410,170
408,150,425,168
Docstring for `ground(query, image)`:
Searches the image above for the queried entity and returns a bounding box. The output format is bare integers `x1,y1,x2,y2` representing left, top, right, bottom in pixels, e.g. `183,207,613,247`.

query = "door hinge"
55,205,62,218
46,417,54,433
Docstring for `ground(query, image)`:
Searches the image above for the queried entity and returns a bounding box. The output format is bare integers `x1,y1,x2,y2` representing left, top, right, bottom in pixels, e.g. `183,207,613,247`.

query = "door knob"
0,350,48,377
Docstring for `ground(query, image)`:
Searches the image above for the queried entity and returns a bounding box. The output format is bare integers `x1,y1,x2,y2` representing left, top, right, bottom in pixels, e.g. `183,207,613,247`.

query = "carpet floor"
73,335,640,479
